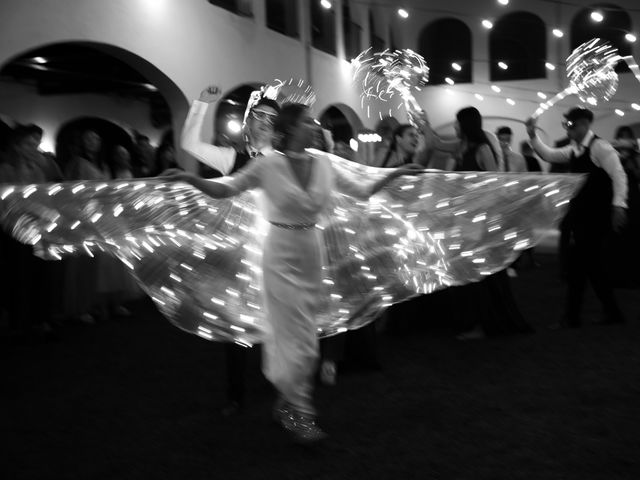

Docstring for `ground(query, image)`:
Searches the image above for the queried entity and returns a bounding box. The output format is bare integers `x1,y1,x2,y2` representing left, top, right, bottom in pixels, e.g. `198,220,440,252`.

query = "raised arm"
180,86,236,175
525,118,572,164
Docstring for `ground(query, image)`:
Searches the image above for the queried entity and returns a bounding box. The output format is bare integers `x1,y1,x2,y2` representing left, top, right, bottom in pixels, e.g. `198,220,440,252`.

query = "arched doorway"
319,103,363,160
0,41,189,169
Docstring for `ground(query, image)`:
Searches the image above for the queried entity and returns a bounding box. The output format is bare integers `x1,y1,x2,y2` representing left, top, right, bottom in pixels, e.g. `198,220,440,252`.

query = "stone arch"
0,40,190,163
318,102,363,144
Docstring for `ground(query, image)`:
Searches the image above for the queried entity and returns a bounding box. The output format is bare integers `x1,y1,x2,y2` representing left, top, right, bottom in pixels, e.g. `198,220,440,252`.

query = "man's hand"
199,85,222,104
612,206,627,233
525,117,537,139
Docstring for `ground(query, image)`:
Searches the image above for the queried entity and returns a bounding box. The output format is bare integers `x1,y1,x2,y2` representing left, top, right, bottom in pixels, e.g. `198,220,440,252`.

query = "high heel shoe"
279,409,327,444
319,360,337,386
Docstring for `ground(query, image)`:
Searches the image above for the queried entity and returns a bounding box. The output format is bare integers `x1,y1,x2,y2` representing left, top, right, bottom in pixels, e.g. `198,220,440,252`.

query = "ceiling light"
506,98,515,106
482,20,493,29
497,0,509,5
590,11,604,22
615,109,625,116
625,33,637,43
552,29,564,38
491,85,501,93
320,0,332,9
498,61,508,70
397,8,409,19
451,62,462,71
445,77,454,85
475,94,484,101
631,103,640,111
545,62,556,71
537,92,547,99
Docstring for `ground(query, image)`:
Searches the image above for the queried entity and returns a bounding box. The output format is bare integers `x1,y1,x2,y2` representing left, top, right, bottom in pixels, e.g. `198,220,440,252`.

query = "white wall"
0,80,165,152
0,0,639,169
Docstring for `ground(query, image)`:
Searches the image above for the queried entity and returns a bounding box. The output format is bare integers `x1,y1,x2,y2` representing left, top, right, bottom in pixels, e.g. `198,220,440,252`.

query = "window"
343,2,362,60
489,12,546,81
369,11,385,51
418,18,472,85
207,0,252,16
266,0,298,38
311,0,336,55
571,4,632,72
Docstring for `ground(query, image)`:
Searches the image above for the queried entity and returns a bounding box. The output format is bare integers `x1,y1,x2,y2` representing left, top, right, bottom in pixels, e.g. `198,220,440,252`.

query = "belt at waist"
269,221,316,230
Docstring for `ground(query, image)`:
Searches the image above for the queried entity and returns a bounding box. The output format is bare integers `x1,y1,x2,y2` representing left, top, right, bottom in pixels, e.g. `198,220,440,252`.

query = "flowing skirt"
261,226,322,415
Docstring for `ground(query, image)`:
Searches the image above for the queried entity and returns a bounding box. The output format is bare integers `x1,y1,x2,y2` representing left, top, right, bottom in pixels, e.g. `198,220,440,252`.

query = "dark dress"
452,143,534,335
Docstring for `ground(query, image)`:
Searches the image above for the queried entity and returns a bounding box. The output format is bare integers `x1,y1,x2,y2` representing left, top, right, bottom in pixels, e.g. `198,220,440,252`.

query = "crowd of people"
0,121,178,337
1,86,639,445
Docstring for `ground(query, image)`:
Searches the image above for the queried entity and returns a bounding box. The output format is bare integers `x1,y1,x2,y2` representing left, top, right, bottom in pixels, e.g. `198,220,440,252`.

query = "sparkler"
352,48,429,125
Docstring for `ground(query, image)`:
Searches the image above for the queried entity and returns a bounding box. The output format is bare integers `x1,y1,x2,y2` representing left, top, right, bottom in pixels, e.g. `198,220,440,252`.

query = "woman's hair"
273,102,309,151
456,107,485,143
456,106,497,159
615,125,635,140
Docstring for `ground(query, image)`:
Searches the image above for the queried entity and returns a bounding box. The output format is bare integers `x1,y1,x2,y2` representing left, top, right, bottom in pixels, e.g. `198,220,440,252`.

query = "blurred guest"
63,129,108,324
111,144,134,179
496,126,527,172
612,126,640,182
421,111,504,171
0,124,62,338
609,126,640,288
132,133,155,177
371,124,420,168
93,145,141,320
65,130,106,180
333,140,354,161
155,141,180,175
424,107,532,339
520,140,542,172
372,116,400,166
526,108,627,327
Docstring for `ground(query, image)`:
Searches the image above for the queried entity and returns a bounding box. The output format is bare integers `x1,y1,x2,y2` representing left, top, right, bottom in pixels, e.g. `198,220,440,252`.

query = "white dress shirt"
181,100,273,175
531,130,628,208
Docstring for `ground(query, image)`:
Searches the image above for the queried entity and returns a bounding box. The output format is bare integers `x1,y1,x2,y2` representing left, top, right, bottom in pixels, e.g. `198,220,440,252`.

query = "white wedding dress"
224,151,370,415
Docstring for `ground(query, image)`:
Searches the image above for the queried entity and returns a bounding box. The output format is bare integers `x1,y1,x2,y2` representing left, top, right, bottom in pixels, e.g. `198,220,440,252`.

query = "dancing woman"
165,103,421,443
424,107,532,338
